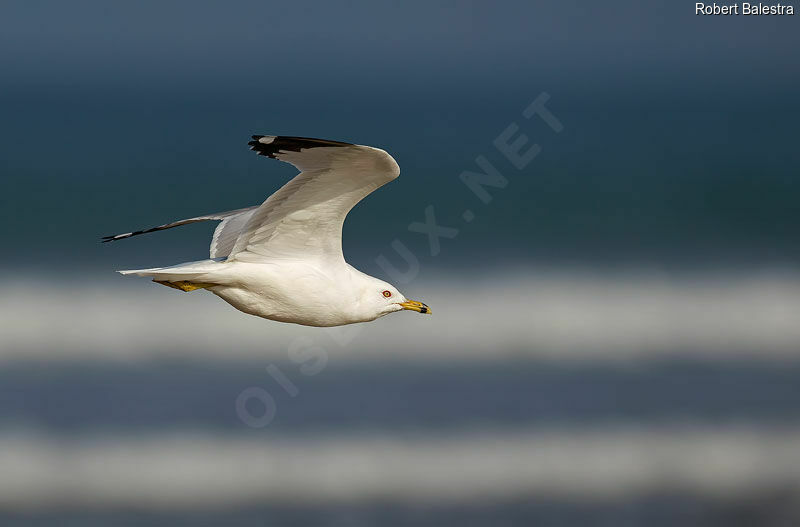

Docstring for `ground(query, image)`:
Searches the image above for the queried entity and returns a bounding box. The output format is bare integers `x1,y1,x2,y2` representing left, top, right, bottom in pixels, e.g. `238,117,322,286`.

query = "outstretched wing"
228,135,400,263
102,206,259,259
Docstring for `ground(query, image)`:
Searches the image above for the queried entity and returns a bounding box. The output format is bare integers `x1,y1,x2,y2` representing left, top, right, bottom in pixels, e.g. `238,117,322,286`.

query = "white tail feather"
118,259,223,281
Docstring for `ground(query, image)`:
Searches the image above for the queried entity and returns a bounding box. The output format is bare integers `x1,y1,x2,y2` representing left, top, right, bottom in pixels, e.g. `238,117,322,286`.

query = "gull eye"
382,290,392,298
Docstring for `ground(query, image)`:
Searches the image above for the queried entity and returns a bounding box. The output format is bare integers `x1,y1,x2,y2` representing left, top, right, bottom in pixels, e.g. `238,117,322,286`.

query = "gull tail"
119,259,224,292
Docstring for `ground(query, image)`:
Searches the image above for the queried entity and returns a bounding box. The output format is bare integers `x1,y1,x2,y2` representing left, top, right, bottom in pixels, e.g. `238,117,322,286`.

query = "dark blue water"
2,358,799,435
3,96,799,272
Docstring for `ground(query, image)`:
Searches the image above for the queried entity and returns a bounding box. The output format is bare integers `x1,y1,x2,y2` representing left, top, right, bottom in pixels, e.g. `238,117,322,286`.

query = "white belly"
207,260,360,327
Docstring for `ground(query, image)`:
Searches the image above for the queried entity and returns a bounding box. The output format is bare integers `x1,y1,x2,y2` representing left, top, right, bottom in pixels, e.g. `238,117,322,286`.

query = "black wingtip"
248,135,352,159
101,233,123,242
101,229,145,243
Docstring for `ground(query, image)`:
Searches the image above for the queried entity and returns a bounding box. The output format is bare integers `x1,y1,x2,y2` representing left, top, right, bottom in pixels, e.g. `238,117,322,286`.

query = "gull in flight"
104,135,430,327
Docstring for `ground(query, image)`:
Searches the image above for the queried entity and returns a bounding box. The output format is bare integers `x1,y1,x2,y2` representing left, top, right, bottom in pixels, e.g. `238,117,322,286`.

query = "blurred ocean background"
1,1,800,526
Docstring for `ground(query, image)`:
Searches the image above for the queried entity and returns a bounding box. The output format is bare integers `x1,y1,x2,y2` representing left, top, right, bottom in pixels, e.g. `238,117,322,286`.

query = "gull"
104,135,430,327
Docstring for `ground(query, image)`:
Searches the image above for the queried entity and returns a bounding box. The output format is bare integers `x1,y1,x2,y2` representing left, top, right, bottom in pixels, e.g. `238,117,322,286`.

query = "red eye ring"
382,290,392,298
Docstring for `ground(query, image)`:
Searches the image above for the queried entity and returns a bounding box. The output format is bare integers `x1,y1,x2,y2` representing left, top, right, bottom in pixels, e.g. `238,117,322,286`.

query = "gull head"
356,277,431,322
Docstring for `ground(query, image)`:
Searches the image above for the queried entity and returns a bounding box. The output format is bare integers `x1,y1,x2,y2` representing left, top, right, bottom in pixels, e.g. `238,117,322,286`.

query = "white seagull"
104,135,430,327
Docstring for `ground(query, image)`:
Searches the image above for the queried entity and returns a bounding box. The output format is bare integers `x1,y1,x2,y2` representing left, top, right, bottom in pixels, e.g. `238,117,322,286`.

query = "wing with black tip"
228,135,400,263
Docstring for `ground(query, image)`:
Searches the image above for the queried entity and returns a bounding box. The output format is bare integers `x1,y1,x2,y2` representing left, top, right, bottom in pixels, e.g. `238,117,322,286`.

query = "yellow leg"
153,280,215,292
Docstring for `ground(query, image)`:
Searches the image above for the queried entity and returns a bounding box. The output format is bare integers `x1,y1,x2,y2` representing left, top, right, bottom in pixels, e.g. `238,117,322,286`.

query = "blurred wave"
1,424,799,510
2,269,799,362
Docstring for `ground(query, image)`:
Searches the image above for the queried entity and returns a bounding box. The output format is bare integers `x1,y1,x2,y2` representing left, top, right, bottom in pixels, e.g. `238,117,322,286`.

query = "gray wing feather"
209,209,258,258
102,206,259,259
